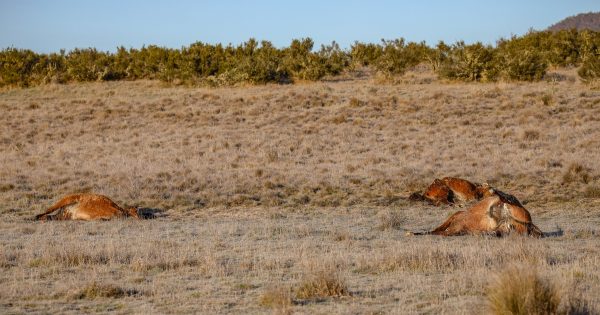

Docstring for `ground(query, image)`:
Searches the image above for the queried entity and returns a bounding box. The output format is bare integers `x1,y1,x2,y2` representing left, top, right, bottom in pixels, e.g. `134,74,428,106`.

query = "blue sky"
1,0,599,53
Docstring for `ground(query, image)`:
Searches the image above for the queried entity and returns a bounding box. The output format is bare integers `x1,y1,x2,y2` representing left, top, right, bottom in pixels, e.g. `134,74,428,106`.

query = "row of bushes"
1,30,600,87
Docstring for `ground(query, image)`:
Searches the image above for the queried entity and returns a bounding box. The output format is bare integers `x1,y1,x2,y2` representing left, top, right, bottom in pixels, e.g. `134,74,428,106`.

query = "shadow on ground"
543,229,564,238
137,207,167,219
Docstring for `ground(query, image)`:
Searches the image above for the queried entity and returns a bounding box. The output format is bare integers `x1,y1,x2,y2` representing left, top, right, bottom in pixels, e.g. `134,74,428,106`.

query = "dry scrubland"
1,69,600,313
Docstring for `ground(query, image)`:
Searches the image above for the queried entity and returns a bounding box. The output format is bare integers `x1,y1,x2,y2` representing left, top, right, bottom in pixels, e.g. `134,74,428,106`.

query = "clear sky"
1,0,599,53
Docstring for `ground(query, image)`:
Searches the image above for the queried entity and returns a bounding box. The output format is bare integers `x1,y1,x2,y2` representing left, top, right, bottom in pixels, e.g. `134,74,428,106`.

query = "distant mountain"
548,12,600,32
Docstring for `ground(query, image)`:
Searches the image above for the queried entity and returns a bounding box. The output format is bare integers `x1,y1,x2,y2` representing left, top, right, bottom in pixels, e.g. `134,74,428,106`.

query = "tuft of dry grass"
522,129,541,141
73,282,138,299
584,186,600,199
259,285,293,311
541,93,554,106
295,269,350,300
487,265,560,315
378,210,405,231
563,163,591,185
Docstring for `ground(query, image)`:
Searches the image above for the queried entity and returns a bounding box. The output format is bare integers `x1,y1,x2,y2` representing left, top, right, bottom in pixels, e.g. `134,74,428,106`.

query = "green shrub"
317,41,349,76
0,48,41,87
425,41,451,72
437,41,495,81
374,39,428,77
350,42,383,67
578,54,600,82
65,48,123,82
494,36,548,81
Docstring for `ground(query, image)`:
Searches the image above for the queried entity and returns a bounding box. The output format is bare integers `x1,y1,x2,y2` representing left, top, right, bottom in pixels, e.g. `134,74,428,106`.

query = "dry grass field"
1,69,600,314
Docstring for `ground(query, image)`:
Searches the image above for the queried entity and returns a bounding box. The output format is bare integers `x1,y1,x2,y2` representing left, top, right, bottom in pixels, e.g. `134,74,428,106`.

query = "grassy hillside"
0,69,599,313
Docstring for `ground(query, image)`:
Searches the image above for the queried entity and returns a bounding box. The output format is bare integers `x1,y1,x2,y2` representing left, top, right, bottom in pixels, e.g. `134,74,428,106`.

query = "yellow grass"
0,69,599,313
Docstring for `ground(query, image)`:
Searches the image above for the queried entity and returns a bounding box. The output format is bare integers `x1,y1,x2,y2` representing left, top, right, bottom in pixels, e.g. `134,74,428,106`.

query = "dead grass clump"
487,266,560,315
562,163,591,184
560,293,596,315
331,114,347,124
348,97,363,107
378,210,405,231
522,129,541,141
295,270,350,300
584,186,600,199
73,282,138,299
484,87,503,98
332,229,350,241
541,93,554,106
259,285,293,310
52,250,111,266
0,183,15,192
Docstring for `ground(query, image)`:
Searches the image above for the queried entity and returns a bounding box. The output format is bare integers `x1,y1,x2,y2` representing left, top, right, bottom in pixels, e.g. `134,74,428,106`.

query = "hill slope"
548,12,600,31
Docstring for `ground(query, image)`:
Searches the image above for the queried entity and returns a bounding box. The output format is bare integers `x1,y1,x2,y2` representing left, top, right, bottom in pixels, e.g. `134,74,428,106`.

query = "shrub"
578,54,600,83
317,41,350,76
282,38,322,81
374,39,428,77
350,42,383,67
437,41,495,81
65,48,124,82
425,41,451,72
0,48,42,87
495,36,548,81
